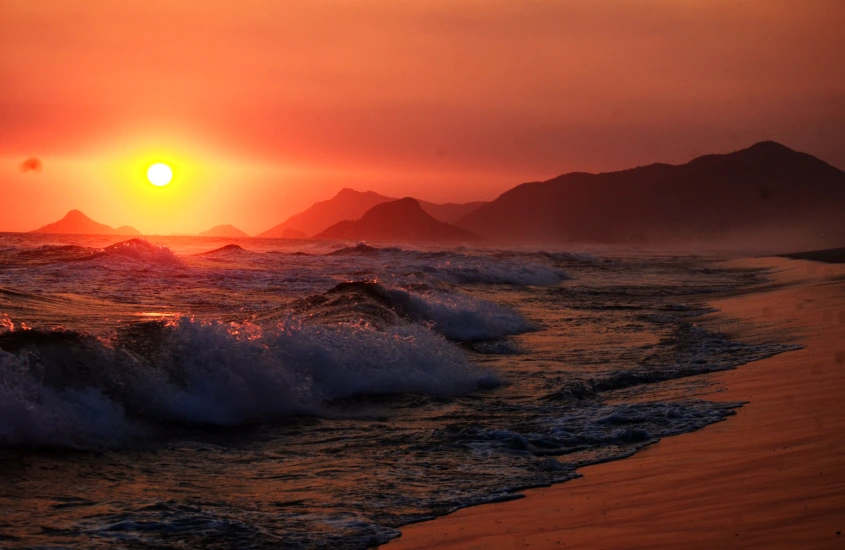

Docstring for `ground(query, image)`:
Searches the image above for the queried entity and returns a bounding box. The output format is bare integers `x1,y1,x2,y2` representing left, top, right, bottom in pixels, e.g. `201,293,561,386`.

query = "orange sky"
2,0,844,235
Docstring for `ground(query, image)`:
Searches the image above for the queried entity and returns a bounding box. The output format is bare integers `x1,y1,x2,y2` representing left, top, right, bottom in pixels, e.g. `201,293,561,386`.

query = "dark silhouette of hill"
456,142,845,248
419,200,487,225
31,210,141,236
258,189,388,238
314,198,481,242
198,224,249,238
257,188,485,238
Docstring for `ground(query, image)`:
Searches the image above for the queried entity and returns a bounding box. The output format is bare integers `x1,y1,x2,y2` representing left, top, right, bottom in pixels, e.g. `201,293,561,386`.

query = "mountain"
198,224,249,238
31,210,141,236
456,142,845,248
258,189,389,238
256,188,486,238
417,201,487,225
314,198,481,242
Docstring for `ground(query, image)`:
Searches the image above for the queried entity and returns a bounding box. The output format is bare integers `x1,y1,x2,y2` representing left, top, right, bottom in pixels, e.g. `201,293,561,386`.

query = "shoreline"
385,257,845,549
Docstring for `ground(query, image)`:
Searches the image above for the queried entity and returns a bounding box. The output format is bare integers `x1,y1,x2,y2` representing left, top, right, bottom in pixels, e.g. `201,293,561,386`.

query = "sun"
147,163,173,186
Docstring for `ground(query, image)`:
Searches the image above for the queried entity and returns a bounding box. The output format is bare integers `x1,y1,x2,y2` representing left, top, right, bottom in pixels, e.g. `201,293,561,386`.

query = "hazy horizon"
10,139,844,240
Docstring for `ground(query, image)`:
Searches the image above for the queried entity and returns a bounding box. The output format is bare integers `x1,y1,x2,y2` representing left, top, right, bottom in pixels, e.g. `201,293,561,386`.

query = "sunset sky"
2,0,844,235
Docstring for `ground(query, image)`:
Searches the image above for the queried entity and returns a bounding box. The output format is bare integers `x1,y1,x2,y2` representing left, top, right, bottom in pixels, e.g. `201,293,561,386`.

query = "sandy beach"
386,257,845,549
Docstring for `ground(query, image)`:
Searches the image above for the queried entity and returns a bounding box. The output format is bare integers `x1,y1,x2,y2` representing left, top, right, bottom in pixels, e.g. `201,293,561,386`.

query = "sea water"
0,233,796,548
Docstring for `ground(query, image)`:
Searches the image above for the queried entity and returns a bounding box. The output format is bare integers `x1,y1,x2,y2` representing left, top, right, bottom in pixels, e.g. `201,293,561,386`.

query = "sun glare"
147,163,173,186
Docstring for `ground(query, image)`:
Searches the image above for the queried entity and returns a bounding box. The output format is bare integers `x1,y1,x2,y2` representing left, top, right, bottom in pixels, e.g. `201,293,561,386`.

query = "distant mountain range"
256,188,485,238
31,210,140,236
314,198,480,242
198,224,249,238
27,142,845,248
455,141,845,248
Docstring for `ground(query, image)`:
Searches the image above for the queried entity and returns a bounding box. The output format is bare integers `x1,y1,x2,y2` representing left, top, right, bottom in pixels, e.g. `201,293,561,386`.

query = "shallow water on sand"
0,234,795,548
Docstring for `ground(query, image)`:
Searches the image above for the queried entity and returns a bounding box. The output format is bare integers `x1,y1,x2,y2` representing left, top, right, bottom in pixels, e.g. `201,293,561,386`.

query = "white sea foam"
0,316,497,449
0,349,137,449
379,286,532,341
91,239,183,266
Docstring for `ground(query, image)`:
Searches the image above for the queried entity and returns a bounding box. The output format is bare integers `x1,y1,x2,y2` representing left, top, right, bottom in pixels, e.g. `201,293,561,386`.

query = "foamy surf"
87,239,184,265
300,281,534,342
0,315,497,449
0,235,800,549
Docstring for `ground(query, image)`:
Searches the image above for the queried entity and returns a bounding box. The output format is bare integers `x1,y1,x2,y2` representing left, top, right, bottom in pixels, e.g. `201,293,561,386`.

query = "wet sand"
386,257,845,549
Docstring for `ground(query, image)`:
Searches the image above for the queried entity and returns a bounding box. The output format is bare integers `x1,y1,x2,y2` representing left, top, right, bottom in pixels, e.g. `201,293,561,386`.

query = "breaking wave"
296,281,533,342
373,285,532,341
86,239,183,265
0,317,497,449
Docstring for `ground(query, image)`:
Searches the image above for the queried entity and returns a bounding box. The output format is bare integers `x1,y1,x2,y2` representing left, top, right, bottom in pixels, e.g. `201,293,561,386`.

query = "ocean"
0,234,796,549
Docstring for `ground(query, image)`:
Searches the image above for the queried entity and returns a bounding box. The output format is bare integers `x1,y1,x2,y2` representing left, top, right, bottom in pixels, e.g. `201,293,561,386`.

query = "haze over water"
0,234,796,548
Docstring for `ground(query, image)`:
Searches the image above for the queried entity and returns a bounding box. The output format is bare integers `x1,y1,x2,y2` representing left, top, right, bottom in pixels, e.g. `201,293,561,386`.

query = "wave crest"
88,239,183,265
293,281,533,342
375,285,532,341
0,316,497,449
